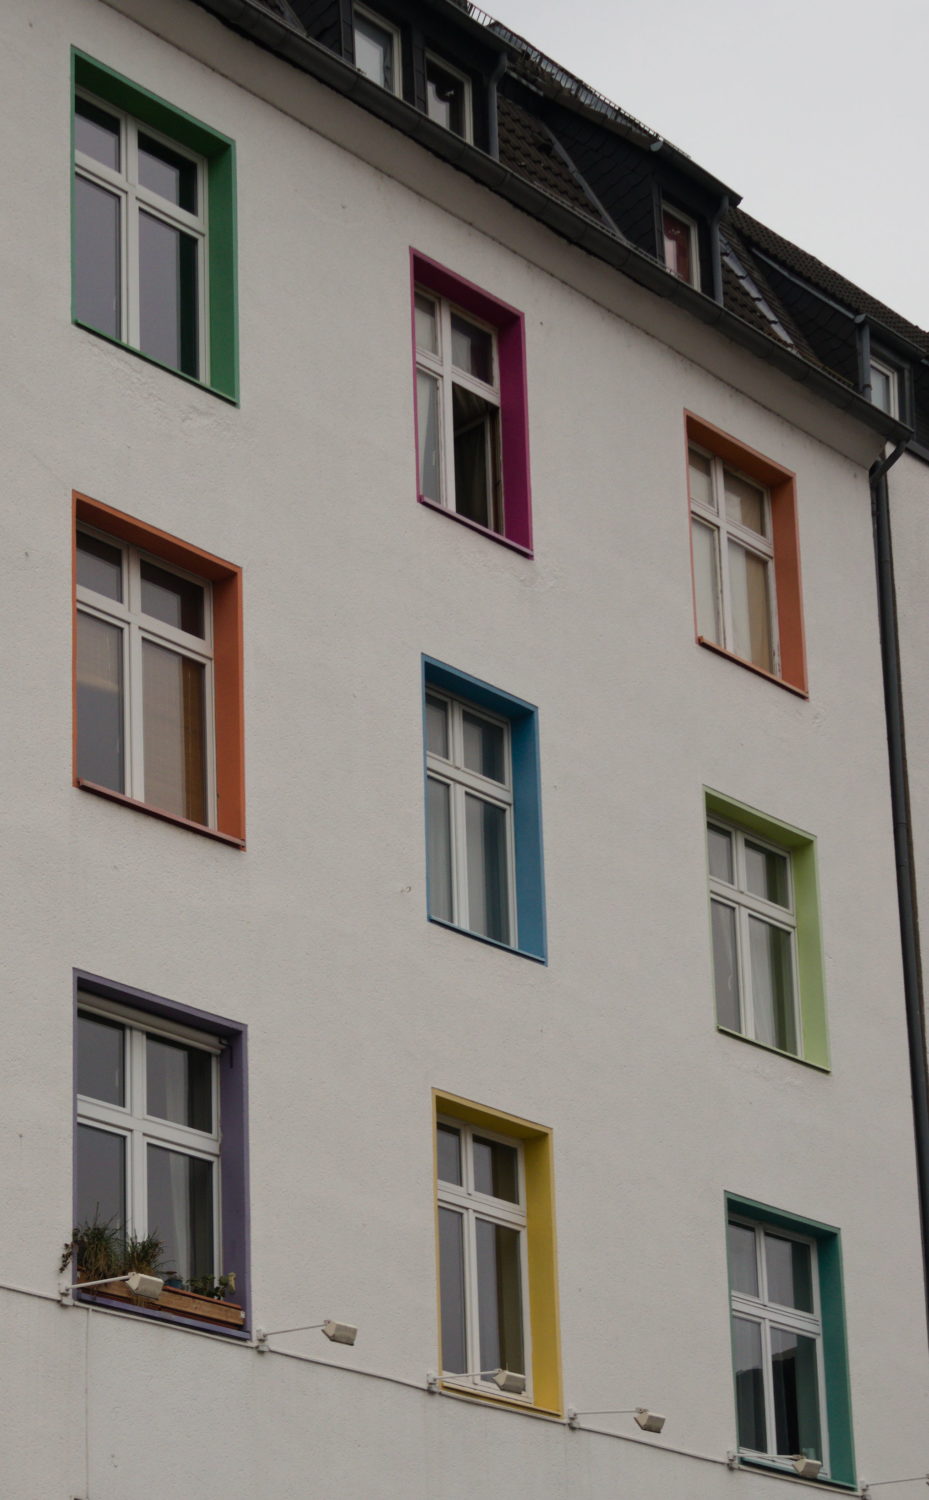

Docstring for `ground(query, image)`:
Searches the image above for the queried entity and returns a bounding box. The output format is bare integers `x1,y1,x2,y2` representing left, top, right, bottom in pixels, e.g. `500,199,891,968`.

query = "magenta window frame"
410,249,533,556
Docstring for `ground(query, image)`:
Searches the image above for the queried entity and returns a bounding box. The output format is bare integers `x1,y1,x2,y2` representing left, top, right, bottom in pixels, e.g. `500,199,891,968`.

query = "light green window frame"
725,1195,856,1489
705,789,829,1069
71,50,238,403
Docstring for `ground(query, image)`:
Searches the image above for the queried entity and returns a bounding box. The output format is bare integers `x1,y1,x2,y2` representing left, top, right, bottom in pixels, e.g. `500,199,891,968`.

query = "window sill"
696,637,808,698
76,780,245,848
733,1457,856,1492
716,1025,830,1073
73,319,239,406
418,495,534,558
427,914,546,964
76,1285,249,1338
437,1380,561,1420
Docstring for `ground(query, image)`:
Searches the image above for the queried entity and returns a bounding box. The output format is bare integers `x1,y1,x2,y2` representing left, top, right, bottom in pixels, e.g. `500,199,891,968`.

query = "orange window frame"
685,413,807,696
73,492,245,845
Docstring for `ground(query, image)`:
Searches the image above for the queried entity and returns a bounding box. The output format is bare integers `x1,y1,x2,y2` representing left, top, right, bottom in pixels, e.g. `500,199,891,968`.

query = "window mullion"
737,903,754,1039
439,303,456,512
129,1028,146,1240
463,1206,481,1381
451,782,469,931
127,620,145,802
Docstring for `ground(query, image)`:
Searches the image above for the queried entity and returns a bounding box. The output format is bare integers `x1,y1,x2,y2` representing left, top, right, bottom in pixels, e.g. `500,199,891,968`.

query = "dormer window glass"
869,357,899,418
425,55,472,141
353,6,401,95
662,205,699,288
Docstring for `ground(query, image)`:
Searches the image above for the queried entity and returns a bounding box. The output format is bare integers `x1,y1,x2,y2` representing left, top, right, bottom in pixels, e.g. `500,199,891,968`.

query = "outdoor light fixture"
255,1319,358,1351
59,1271,165,1303
861,1478,929,1497
784,1456,822,1480
426,1369,526,1394
567,1406,666,1432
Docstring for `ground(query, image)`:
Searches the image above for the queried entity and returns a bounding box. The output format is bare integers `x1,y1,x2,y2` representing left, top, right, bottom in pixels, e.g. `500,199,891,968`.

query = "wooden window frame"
73,493,245,846
685,413,807,695
662,203,700,288
352,4,403,95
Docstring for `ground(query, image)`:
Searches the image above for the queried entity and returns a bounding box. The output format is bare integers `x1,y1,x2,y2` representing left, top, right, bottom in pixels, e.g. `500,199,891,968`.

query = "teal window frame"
422,657,546,963
725,1194,856,1488
71,50,238,403
705,789,829,1070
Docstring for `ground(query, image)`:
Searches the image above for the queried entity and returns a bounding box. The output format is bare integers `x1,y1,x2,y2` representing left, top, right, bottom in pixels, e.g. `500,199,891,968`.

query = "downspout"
870,436,929,1336
708,195,729,306
486,50,506,161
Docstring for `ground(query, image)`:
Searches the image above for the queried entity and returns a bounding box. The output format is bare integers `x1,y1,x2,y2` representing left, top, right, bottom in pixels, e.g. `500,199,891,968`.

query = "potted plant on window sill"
61,1221,245,1328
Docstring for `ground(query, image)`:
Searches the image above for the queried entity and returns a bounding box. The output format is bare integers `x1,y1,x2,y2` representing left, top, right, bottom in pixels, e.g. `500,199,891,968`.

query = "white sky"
485,0,929,330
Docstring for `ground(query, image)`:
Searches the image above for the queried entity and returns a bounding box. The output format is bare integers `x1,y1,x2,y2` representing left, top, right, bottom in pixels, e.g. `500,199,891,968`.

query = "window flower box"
77,1270,245,1328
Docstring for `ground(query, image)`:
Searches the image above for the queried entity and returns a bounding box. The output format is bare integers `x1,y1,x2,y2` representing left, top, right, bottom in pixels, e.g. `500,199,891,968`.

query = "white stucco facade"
1,2,927,1497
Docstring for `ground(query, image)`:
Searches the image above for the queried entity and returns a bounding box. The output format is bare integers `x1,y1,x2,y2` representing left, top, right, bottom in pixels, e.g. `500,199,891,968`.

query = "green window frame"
726,1195,856,1488
71,50,238,403
705,789,828,1070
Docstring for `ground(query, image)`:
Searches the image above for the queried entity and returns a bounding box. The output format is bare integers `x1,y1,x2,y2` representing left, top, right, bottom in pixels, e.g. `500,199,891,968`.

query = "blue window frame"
422,657,546,962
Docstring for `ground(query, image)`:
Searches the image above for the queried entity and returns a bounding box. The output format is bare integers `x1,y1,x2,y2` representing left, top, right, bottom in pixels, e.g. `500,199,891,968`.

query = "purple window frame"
71,969,251,1339
410,249,533,556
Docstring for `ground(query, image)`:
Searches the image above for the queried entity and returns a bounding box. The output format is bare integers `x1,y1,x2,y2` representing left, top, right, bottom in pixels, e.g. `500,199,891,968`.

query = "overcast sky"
485,0,929,329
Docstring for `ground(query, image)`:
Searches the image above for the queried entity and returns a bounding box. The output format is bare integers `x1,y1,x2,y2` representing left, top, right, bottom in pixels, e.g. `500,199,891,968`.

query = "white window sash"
709,822,800,1047
415,291,501,521
690,447,779,671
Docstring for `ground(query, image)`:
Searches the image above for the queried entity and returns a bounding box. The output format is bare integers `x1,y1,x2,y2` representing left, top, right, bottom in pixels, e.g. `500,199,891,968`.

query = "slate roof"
497,94,612,226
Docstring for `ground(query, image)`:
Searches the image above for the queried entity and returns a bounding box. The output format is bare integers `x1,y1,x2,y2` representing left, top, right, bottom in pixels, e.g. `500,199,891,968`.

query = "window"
74,971,250,1333
662,204,699,287
353,6,401,94
686,413,806,694
73,493,245,844
412,252,532,553
705,791,828,1068
869,356,899,418
423,659,546,962
726,1197,855,1487
425,54,472,140
434,1092,561,1414
72,51,237,401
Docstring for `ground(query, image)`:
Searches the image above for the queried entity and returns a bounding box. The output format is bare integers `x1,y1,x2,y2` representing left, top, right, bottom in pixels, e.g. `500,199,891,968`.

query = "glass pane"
147,1146,213,1283
76,1125,126,1232
75,98,120,170
451,315,494,383
688,448,714,509
771,1327,822,1461
707,825,733,883
77,1012,125,1106
462,712,506,783
437,1124,462,1185
728,1221,759,1297
417,369,441,503
427,777,453,923
439,1207,467,1373
766,1235,814,1313
426,59,467,137
870,364,894,415
74,176,121,338
147,1036,212,1132
692,520,720,643
452,385,499,530
138,211,199,377
142,642,207,824
745,842,789,907
725,471,766,535
711,900,741,1032
465,794,509,944
77,532,123,601
138,134,197,213
732,1316,767,1453
473,1137,519,1203
414,293,438,354
140,560,205,637
426,695,449,758
77,611,124,792
728,542,773,671
354,13,395,90
476,1219,524,1377
663,211,694,283
749,917,797,1053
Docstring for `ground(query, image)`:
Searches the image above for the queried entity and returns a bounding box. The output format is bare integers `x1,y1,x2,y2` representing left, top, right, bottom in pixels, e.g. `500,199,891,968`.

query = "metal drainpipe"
871,437,929,1337
486,50,506,161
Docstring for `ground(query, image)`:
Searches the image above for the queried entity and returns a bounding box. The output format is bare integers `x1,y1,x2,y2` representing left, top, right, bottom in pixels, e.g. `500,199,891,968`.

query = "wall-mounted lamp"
783,1456,822,1480
59,1271,165,1304
255,1320,357,1352
426,1369,526,1395
861,1477,929,1497
567,1406,666,1433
